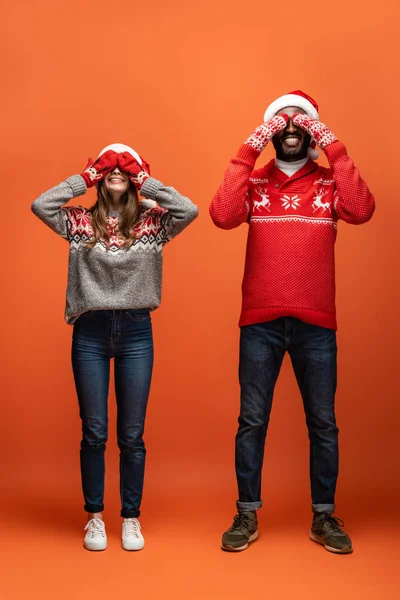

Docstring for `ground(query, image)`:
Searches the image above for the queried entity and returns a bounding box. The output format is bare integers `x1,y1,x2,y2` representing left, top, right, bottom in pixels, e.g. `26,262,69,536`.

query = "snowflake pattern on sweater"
210,141,375,330
64,206,169,252
32,174,198,323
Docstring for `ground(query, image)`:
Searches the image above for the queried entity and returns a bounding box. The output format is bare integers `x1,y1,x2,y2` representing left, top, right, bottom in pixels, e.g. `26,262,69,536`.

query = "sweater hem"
239,306,337,330
66,304,159,325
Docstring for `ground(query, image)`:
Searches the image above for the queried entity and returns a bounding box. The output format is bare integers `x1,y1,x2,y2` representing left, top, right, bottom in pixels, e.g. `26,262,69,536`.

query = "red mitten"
139,156,151,176
117,152,150,190
244,114,289,154
292,114,338,149
80,150,119,187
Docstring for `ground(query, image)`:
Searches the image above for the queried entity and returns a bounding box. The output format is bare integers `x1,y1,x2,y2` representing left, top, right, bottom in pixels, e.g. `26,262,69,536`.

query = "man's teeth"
284,137,300,146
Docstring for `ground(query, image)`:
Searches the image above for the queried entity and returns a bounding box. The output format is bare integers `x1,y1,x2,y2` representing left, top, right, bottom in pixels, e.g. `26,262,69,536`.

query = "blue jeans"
236,318,338,514
72,309,153,518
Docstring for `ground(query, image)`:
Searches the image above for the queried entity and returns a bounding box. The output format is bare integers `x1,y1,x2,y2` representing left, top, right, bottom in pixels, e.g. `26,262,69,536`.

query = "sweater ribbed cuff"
236,144,260,165
66,174,87,197
140,177,164,200
324,141,347,163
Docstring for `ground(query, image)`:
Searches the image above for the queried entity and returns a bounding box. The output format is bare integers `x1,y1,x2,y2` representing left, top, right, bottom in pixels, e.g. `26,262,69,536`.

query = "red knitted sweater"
210,142,375,330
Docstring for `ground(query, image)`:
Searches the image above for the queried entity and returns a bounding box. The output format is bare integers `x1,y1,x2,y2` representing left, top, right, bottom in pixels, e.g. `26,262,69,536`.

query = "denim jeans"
72,309,153,518
236,317,338,514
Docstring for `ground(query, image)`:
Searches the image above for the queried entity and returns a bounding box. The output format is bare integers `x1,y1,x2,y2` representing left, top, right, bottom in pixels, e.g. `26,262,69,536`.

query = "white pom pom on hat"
306,144,319,161
97,143,142,165
264,90,320,160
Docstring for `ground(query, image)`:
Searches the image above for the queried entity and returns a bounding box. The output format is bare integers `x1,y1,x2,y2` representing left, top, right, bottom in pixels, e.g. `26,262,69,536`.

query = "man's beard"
272,132,311,161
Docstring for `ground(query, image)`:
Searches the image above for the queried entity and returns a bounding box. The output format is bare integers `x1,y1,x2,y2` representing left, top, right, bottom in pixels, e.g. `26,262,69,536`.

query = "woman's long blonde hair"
86,181,140,249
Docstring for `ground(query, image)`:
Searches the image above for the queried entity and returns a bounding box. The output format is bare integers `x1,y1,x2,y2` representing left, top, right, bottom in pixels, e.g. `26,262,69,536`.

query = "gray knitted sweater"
32,175,198,324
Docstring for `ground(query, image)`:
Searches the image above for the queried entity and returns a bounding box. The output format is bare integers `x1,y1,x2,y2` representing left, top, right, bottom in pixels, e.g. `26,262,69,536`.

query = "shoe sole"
309,530,353,554
122,542,145,552
221,530,259,552
83,543,107,552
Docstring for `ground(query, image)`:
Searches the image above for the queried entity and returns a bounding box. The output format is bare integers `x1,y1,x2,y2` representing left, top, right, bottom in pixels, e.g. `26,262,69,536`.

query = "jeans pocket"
126,310,150,322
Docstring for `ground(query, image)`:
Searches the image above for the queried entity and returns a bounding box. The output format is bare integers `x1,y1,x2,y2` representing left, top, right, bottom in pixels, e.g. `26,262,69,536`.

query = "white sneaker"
122,518,144,551
84,518,107,551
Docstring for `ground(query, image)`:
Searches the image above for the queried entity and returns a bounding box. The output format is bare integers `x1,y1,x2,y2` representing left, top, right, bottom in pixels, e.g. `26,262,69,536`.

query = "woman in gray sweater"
32,144,198,551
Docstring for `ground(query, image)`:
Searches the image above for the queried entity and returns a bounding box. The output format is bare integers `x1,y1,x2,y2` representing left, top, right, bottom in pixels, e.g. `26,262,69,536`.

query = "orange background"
1,0,399,598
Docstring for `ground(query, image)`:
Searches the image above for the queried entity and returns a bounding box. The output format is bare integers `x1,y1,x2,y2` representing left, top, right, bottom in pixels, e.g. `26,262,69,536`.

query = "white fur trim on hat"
97,143,142,165
264,94,319,122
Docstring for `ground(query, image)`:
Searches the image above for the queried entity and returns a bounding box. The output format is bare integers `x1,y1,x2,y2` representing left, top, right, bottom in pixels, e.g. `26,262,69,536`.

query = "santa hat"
97,143,143,164
95,143,155,204
95,143,144,190
264,90,320,160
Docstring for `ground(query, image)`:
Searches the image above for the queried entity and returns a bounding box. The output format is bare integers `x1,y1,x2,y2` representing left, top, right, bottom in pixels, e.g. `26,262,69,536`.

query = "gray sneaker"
310,513,353,554
222,511,258,552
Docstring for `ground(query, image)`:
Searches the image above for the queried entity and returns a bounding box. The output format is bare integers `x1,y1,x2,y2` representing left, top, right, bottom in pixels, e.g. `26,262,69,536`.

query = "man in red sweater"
210,90,375,554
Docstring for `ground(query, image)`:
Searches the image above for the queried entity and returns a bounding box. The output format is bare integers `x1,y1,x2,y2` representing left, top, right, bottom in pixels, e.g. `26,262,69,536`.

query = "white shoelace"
85,518,106,539
124,518,141,538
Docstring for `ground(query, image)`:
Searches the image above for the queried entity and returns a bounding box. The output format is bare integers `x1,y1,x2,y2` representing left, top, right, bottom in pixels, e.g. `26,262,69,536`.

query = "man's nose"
285,117,297,132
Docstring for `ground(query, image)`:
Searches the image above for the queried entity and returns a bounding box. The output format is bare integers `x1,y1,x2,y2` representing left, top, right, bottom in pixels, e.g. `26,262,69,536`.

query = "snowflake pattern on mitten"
244,115,289,153
292,114,338,149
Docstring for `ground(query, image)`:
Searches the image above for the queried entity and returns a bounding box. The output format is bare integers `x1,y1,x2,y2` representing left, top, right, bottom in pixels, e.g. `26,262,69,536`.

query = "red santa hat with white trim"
264,90,320,160
94,143,143,190
97,143,143,163
96,143,156,207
